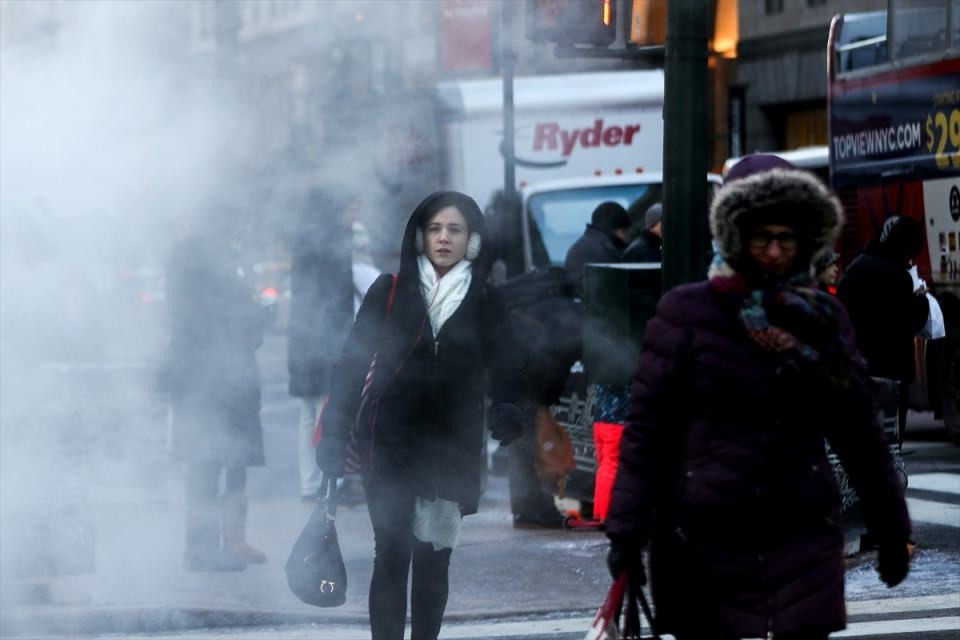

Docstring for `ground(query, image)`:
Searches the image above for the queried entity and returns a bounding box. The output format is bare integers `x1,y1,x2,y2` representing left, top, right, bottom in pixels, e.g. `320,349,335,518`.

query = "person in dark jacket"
622,202,663,263
316,191,525,640
167,220,268,572
287,188,355,501
814,248,840,293
837,215,929,436
606,155,912,639
563,201,629,294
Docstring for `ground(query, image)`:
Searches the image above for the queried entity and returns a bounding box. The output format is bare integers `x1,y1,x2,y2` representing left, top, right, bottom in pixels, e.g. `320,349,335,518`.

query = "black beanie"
591,201,630,235
879,216,924,261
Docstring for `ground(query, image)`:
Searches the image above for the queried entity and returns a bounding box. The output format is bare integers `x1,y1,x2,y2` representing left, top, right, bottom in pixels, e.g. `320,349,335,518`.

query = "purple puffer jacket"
606,281,911,638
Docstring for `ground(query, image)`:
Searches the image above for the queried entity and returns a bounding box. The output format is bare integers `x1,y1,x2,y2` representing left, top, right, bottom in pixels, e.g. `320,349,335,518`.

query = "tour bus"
828,7,960,443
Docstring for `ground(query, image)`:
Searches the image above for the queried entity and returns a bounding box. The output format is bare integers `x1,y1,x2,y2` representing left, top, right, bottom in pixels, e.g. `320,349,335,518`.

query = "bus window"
833,11,886,73
891,0,948,60
953,0,960,48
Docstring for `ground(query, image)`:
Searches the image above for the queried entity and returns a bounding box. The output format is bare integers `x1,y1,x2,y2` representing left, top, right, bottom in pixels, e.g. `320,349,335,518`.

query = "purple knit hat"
725,153,796,184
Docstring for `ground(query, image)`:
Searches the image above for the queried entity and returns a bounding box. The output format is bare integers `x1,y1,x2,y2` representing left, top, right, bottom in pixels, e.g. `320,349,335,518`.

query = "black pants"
186,463,246,504
366,483,453,640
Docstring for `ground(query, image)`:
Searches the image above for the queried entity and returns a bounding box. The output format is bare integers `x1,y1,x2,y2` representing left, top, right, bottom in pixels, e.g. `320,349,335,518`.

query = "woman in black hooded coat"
316,191,525,640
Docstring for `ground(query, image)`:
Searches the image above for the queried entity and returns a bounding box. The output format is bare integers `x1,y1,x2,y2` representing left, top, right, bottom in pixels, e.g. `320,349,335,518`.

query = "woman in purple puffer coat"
605,155,912,640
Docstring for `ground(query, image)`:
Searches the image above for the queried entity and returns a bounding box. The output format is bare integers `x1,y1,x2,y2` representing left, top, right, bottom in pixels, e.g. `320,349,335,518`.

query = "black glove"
607,536,646,586
487,403,524,446
315,438,346,478
877,539,910,588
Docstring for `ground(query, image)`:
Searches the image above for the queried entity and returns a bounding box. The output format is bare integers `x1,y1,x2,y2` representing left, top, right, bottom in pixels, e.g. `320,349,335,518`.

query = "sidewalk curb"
0,603,601,637
0,605,360,637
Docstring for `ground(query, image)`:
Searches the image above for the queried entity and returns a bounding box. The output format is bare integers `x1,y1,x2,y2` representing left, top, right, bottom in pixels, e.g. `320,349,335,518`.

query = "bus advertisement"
828,7,960,441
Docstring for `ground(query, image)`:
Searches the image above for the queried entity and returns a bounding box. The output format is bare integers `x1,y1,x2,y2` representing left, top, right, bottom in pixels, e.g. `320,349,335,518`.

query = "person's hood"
710,168,844,276
876,215,924,267
398,190,491,284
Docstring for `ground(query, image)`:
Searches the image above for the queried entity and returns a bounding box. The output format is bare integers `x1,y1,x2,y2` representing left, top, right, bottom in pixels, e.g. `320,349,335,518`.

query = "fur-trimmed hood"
710,169,844,272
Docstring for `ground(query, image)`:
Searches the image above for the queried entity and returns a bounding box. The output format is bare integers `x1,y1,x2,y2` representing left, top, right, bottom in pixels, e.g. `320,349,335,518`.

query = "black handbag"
285,475,347,607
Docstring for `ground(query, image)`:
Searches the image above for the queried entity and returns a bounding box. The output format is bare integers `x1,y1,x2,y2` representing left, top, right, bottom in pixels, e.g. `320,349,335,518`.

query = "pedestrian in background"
167,217,269,572
837,215,929,437
591,201,664,523
287,188,355,502
814,248,840,293
606,155,911,639
622,202,663,263
316,191,525,640
564,201,629,295
482,189,570,528
351,220,381,315
339,217,383,506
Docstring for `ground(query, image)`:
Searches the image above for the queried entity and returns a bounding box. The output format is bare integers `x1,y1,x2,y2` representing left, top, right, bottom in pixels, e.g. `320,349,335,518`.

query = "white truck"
435,70,666,213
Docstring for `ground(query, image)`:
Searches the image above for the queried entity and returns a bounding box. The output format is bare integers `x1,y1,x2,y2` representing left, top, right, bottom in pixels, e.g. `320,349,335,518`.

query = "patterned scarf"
709,258,854,389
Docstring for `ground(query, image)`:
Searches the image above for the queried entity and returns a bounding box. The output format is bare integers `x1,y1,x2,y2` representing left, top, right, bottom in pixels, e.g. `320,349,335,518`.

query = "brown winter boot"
184,504,246,572
221,493,266,564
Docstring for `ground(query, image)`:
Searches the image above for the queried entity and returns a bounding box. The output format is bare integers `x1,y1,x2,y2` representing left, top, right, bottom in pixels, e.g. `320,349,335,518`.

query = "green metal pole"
661,0,709,291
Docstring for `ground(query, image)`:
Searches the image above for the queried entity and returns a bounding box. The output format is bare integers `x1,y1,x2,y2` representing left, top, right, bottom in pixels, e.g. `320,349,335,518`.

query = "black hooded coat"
319,191,525,515
166,231,266,467
837,227,929,382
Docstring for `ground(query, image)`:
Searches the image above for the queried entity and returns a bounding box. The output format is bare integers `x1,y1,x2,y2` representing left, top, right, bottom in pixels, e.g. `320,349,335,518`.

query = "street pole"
501,1,517,200
661,0,709,291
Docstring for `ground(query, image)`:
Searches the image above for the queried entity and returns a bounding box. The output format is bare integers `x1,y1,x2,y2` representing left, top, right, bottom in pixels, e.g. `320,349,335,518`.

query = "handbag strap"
320,473,339,517
368,273,399,353
624,579,661,640
383,273,398,321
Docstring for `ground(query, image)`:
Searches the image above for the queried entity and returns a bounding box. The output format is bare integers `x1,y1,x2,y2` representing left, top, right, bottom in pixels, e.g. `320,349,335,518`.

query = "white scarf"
418,254,472,337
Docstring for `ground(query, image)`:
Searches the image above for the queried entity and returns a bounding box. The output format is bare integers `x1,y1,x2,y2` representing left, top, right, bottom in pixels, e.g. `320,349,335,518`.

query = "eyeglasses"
748,230,798,251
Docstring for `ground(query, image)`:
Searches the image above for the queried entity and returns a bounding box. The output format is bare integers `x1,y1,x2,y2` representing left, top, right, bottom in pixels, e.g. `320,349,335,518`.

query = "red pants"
592,421,624,521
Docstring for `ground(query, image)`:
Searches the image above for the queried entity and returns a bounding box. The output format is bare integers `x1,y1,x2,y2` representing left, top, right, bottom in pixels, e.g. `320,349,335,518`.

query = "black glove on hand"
315,438,346,478
877,539,910,588
607,537,646,586
487,403,524,446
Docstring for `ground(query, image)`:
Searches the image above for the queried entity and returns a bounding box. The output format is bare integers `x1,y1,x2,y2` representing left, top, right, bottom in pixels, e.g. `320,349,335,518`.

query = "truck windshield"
527,184,660,265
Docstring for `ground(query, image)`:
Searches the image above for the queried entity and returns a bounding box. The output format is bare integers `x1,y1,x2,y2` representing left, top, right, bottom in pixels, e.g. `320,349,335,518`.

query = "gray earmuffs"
415,228,482,261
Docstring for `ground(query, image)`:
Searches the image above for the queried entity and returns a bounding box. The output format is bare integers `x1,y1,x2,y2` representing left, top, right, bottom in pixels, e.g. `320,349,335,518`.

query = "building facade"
733,0,886,154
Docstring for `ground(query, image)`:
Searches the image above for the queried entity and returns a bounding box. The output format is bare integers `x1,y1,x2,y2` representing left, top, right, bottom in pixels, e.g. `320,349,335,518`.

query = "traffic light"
526,0,617,48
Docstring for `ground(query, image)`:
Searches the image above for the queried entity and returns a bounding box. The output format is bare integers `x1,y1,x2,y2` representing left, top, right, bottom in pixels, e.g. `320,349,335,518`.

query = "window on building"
952,0,959,48
891,0,948,60
765,0,784,14
806,0,827,6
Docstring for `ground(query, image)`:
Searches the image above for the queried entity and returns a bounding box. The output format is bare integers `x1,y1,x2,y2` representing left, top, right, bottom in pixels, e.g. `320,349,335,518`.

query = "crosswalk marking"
907,497,960,528
110,605,960,639
909,472,960,495
847,593,960,615
834,615,960,637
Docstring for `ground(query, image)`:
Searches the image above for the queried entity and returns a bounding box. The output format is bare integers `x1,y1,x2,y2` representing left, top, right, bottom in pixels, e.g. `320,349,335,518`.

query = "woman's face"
424,206,468,276
819,262,840,286
746,224,798,276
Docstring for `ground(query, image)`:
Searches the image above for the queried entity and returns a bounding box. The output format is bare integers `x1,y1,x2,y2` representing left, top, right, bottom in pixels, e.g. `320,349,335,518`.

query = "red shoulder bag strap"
384,273,398,315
